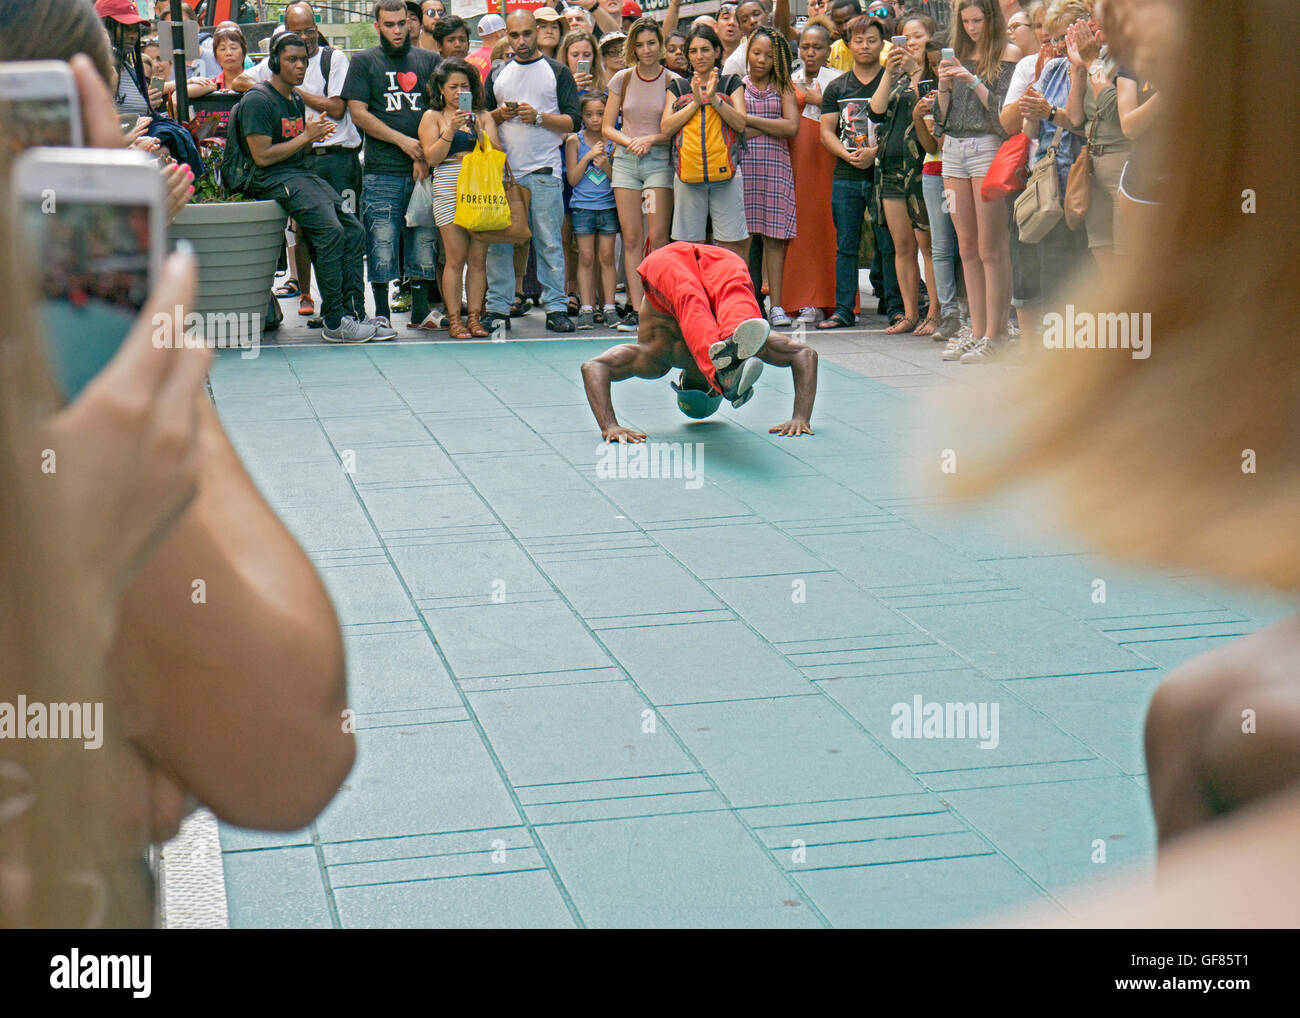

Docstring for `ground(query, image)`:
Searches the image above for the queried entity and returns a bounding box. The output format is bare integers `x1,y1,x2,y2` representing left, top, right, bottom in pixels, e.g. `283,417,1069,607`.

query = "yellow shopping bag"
454,134,510,232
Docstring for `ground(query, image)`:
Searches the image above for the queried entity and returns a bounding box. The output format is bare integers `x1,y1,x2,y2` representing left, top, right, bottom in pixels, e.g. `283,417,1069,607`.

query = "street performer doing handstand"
581,241,819,442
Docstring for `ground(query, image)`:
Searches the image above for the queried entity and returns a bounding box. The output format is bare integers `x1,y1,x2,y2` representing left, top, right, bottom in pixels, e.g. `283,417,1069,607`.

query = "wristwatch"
1047,104,1057,121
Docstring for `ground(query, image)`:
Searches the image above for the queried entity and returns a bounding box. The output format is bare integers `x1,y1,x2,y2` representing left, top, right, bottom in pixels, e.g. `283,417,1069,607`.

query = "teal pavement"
210,339,1295,928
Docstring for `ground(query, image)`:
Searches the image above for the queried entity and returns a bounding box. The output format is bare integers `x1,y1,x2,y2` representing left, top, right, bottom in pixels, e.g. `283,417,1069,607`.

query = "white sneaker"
959,336,1005,364
768,306,792,327
708,318,770,371
796,307,824,324
941,330,980,361
716,356,764,403
364,315,397,340
323,316,378,343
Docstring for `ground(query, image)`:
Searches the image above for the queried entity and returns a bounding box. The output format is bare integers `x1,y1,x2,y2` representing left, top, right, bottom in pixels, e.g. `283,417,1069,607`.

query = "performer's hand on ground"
770,418,814,437
602,425,647,444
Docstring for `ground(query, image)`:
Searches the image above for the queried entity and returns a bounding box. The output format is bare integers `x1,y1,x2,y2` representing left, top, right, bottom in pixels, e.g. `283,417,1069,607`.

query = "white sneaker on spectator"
796,307,824,324
322,316,377,343
959,336,1005,364
364,316,397,341
941,331,980,361
768,306,792,327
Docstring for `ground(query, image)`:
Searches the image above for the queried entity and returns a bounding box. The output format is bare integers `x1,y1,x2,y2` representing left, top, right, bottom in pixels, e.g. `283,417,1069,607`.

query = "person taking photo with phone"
416,58,501,337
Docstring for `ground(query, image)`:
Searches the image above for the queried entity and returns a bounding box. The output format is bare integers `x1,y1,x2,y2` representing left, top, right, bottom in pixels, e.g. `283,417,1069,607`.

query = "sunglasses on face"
867,6,891,15
1008,20,1029,31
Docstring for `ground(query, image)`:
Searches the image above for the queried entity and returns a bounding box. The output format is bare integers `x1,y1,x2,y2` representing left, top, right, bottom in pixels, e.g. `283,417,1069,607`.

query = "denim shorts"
941,134,1003,180
611,143,673,191
570,205,620,235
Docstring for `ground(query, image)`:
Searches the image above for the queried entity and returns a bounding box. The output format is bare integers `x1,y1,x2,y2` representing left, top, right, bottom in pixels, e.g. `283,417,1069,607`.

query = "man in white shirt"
482,10,583,333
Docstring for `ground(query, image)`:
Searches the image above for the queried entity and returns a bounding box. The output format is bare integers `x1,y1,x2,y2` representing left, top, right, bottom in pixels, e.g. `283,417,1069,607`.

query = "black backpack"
222,82,273,196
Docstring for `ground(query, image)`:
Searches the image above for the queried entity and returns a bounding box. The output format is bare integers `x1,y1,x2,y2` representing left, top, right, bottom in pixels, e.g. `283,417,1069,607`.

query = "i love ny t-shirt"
341,45,439,174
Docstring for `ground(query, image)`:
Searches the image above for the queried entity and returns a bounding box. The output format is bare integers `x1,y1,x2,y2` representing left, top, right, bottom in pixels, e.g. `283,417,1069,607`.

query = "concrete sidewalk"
202,297,1295,928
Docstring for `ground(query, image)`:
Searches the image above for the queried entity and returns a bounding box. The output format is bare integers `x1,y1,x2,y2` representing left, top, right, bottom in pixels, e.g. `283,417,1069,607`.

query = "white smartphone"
0,60,84,151
458,90,473,112
12,149,166,403
941,47,956,62
576,58,591,76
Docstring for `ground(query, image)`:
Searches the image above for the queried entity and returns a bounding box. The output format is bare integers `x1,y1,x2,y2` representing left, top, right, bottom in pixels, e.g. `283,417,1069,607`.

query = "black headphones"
268,32,305,75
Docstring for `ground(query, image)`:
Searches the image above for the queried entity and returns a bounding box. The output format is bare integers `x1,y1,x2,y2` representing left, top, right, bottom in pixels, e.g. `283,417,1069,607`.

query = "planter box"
168,199,286,347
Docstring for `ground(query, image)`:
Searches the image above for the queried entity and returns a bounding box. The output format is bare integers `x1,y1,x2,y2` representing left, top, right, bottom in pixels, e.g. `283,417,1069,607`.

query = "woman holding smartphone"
869,18,943,335
561,29,607,97
604,17,678,333
560,30,606,315
418,58,501,338
935,0,1021,364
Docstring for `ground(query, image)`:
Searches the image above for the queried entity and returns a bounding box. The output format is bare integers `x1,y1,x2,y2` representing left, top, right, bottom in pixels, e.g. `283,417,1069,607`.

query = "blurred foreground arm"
110,396,354,833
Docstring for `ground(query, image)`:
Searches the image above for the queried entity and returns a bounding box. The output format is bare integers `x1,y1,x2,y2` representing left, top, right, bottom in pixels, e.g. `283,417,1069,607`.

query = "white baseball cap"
477,13,505,34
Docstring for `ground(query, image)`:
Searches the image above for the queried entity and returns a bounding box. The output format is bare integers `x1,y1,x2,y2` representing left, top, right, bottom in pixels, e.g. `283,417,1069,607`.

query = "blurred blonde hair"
943,0,1300,591
0,158,151,928
1044,0,1090,36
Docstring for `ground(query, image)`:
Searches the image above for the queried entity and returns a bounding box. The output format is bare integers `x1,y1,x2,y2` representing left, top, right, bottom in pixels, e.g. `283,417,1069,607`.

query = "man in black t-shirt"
342,0,440,329
239,33,376,343
816,15,901,329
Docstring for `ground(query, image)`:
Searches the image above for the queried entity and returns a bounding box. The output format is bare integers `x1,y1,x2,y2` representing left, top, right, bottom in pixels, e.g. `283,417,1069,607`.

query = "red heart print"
397,71,417,92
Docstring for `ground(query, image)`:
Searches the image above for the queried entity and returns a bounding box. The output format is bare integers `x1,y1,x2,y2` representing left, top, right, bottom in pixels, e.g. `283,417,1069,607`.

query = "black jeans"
258,171,366,327
307,146,363,214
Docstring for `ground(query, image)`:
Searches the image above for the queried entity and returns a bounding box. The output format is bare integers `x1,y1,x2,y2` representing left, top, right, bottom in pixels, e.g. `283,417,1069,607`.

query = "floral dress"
738,76,797,239
868,73,930,232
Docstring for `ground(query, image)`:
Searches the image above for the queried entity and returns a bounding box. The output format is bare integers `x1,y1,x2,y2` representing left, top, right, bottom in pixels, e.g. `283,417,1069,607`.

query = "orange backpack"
671,85,740,184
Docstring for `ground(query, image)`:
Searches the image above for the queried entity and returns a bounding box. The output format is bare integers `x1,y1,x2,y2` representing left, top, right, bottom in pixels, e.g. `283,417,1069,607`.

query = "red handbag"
981,132,1031,200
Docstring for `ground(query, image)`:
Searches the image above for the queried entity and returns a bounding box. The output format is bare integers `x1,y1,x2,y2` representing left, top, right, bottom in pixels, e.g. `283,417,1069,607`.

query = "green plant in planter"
191,137,248,204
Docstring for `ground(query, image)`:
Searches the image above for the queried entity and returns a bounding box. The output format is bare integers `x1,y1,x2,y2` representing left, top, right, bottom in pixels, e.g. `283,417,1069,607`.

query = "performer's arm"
759,334,818,436
581,342,669,442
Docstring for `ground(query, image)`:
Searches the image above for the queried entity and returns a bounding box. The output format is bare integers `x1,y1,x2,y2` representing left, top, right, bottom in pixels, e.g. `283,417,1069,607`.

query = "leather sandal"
447,310,471,339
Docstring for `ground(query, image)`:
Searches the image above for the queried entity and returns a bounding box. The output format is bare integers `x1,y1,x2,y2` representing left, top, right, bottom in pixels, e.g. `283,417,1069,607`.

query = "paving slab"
206,301,1294,928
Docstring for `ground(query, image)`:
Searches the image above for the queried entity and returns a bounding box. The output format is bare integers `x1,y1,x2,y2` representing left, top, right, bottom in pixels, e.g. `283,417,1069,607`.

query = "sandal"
446,309,471,340
413,312,442,332
274,279,300,298
914,316,941,336
884,316,916,335
466,311,490,338
816,312,853,330
567,293,580,315
298,295,315,317
508,293,530,317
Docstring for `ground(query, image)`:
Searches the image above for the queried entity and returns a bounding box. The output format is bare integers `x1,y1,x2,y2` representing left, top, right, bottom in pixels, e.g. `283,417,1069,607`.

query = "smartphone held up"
0,60,83,156
11,148,166,403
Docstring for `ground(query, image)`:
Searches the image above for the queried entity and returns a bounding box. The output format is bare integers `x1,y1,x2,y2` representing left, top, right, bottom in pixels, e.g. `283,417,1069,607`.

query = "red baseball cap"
94,0,149,25
622,1,643,17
